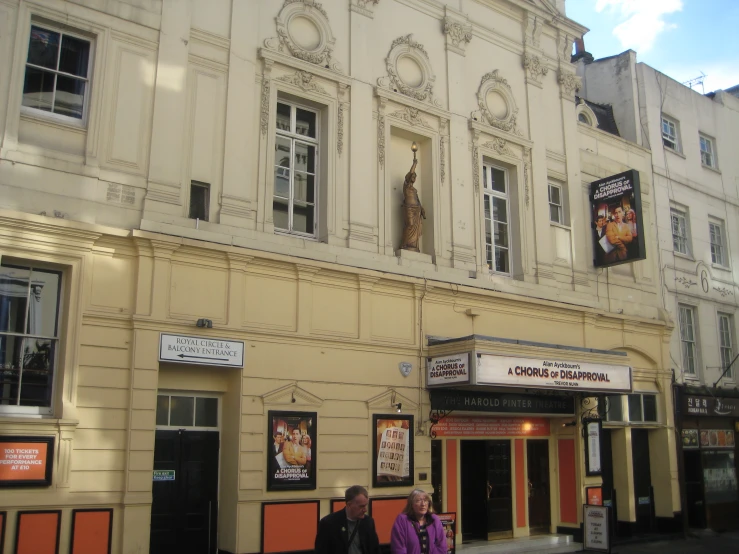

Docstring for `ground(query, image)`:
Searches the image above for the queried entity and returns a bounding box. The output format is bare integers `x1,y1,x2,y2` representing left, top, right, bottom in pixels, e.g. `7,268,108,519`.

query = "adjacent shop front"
677,386,739,531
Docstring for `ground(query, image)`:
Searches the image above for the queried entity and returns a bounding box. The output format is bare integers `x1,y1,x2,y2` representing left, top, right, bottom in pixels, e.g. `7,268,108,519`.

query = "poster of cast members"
373,414,414,488
437,513,457,554
590,169,646,268
267,411,316,491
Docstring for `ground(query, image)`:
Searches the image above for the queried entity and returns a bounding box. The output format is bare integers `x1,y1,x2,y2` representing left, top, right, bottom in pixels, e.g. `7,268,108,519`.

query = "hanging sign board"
475,354,632,393
584,419,603,476
583,505,610,552
427,354,470,386
159,333,244,368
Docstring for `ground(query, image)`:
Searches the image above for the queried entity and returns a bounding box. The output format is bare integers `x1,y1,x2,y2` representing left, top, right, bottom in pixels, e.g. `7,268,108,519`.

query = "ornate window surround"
576,99,599,128
469,120,533,277
471,70,522,137
377,34,441,108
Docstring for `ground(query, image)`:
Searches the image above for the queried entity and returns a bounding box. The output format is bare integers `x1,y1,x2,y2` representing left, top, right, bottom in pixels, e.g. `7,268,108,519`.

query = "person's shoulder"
320,508,345,525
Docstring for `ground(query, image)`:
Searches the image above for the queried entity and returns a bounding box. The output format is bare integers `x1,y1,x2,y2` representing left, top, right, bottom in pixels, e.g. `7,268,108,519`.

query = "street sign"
159,333,244,368
153,470,175,481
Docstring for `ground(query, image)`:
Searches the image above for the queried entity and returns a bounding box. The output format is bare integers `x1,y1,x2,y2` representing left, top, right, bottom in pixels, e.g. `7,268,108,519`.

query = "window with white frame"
482,164,511,274
628,394,658,422
709,220,726,266
0,262,62,415
670,207,690,255
718,313,735,380
548,183,564,225
274,100,319,237
678,304,698,376
699,135,716,168
662,116,679,151
22,23,92,122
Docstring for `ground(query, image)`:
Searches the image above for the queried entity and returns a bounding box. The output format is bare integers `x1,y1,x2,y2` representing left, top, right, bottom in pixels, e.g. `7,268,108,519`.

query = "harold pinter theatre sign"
475,354,632,393
159,333,245,368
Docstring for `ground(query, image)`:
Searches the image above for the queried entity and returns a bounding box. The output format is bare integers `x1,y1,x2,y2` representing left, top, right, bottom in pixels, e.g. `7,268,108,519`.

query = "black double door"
631,429,654,533
527,439,551,532
150,430,219,554
461,440,513,540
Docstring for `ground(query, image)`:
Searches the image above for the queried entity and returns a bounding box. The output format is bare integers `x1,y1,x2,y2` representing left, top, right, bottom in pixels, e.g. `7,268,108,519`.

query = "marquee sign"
475,354,632,393
427,354,470,386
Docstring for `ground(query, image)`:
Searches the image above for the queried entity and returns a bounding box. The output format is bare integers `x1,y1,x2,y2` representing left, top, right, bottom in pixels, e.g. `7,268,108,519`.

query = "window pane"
490,168,506,193
628,394,643,422
292,202,315,235
0,266,30,333
0,335,24,405
494,247,509,273
27,268,61,337
492,197,507,223
273,199,289,230
19,338,54,407
28,27,60,70
22,67,55,113
276,103,291,131
294,142,315,174
195,397,218,427
643,395,657,422
54,75,85,118
550,205,561,223
295,108,316,138
294,172,315,204
189,183,209,221
169,396,194,427
156,395,169,426
494,222,508,248
59,34,90,77
549,186,561,204
605,395,623,421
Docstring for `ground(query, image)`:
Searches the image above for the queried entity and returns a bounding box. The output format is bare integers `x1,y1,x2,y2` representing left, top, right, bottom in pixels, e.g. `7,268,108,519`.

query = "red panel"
445,440,457,514
71,510,112,554
515,439,526,528
263,502,318,553
557,439,578,524
16,512,60,554
370,498,407,545
331,499,345,513
433,417,550,437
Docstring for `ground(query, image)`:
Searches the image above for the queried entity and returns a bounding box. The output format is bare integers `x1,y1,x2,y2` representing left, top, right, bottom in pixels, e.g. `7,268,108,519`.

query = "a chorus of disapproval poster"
590,169,646,268
373,414,414,488
267,411,316,491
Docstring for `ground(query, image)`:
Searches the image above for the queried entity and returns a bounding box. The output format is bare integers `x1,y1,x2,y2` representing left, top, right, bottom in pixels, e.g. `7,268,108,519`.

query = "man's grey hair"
345,485,369,502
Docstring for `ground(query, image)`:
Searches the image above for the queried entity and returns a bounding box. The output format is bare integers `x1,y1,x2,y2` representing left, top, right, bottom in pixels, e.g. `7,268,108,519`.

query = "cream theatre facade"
0,1,677,553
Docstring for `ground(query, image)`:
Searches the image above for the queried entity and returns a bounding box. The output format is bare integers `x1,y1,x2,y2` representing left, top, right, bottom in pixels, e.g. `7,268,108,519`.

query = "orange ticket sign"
0,436,54,487
586,486,603,506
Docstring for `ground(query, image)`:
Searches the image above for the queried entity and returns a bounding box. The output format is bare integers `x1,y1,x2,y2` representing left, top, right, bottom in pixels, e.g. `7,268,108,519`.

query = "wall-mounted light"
562,420,577,428
291,392,296,403
196,318,213,328
395,403,402,413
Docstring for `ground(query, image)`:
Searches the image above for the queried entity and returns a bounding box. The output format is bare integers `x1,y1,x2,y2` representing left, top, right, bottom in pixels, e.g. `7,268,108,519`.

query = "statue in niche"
400,142,426,252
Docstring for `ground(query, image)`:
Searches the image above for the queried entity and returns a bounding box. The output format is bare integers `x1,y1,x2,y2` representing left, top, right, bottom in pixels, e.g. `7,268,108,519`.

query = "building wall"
0,1,680,553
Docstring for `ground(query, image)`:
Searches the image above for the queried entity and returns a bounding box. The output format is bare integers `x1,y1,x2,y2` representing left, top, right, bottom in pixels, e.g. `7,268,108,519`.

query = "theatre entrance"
461,440,513,540
150,394,220,554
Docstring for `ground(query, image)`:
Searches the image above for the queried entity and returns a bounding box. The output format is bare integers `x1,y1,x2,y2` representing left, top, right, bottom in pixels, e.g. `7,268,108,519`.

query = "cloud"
595,0,683,53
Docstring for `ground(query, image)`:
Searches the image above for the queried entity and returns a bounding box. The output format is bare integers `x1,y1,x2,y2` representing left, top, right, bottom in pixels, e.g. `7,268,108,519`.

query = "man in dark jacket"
315,485,380,554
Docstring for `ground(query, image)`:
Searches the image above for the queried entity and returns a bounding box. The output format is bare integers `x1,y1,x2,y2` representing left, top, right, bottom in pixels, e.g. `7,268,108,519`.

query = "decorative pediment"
377,35,440,107
481,137,517,158
471,70,521,136
576,98,599,128
263,0,343,73
262,383,324,407
275,70,330,95
366,389,419,411
350,0,381,18
387,106,433,129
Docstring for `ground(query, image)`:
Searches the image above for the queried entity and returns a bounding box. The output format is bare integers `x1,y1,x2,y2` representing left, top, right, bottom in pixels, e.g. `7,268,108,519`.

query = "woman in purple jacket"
390,489,447,554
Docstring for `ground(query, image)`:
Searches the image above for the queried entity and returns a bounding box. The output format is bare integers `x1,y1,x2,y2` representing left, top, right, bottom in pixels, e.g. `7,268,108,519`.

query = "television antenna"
682,72,706,94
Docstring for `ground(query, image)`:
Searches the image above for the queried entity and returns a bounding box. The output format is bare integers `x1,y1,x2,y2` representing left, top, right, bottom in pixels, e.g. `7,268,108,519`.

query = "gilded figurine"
400,142,426,252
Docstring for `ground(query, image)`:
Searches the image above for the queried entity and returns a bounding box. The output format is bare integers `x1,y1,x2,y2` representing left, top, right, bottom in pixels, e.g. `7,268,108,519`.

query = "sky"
565,0,739,94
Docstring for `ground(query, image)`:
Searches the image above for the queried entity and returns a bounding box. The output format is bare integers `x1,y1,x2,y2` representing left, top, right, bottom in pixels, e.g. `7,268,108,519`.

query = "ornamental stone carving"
377,34,440,107
350,0,380,18
387,107,433,129
265,0,343,73
481,138,516,158
471,70,521,135
443,17,472,56
523,52,549,85
558,71,582,96
276,70,330,95
524,13,544,48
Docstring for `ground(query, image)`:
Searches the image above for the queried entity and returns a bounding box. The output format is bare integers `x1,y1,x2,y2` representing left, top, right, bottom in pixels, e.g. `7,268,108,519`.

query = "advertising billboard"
590,170,646,267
